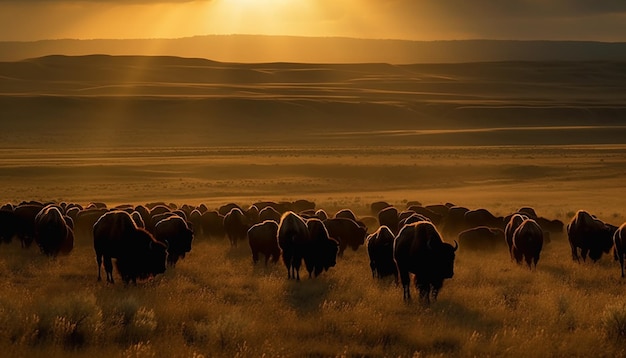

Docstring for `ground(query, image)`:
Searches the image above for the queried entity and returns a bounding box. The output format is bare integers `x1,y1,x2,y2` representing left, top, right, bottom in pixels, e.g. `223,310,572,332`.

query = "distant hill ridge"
1,35,626,63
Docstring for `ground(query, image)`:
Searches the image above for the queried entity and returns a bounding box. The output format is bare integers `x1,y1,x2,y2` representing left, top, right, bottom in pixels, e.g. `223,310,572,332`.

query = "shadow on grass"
431,297,502,334
283,276,335,316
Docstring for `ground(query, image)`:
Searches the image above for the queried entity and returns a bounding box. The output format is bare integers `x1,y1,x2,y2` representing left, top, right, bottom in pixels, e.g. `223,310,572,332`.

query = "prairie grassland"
0,145,625,357
1,210,626,357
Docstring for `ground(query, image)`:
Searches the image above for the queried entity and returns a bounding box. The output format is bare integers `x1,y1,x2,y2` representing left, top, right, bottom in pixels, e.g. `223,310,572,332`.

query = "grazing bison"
74,208,108,242
289,199,316,214
464,208,505,231
130,211,146,229
314,209,329,221
93,211,167,284
323,217,367,256
334,209,358,221
34,205,74,257
441,206,470,237
154,215,194,267
305,218,339,278
378,206,400,235
505,214,528,259
512,219,544,269
259,206,282,223
568,210,616,262
245,205,260,225
613,223,626,277
393,221,458,304
370,201,392,216
202,210,226,240
366,225,398,281
247,220,281,266
457,226,505,251
219,203,242,216
517,207,538,219
406,206,443,227
223,208,249,248
277,211,311,280
14,203,44,248
535,217,564,239
0,208,17,244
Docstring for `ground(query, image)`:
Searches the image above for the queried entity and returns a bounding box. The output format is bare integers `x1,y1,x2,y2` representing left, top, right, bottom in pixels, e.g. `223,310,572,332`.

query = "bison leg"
570,243,580,262
512,247,523,265
581,248,589,262
525,255,533,270
96,254,103,281
417,284,431,305
619,254,625,278
103,256,114,283
398,268,411,301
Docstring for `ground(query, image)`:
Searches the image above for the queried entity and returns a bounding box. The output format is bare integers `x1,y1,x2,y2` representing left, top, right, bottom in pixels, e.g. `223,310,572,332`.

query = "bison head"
433,240,458,280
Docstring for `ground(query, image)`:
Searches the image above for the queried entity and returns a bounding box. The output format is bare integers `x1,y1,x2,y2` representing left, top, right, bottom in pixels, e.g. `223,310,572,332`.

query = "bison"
247,220,281,266
93,210,168,284
305,218,339,278
567,210,616,262
277,211,311,280
613,223,626,277
512,219,544,269
393,221,458,304
378,206,400,235
259,206,282,223
505,214,527,259
14,203,44,248
0,208,17,244
154,215,194,267
366,225,398,281
223,207,249,248
457,226,505,252
34,205,74,257
323,217,367,256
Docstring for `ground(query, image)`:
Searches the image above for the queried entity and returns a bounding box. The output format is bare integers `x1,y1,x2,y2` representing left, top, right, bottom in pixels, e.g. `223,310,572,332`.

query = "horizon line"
2,34,625,44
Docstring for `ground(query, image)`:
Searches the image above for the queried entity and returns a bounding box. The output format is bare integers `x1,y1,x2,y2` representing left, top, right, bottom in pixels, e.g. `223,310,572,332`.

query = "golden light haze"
2,1,411,41
2,0,626,42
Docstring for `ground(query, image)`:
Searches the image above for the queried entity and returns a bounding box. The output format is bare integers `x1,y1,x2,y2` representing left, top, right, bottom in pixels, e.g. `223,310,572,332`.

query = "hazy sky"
1,0,625,42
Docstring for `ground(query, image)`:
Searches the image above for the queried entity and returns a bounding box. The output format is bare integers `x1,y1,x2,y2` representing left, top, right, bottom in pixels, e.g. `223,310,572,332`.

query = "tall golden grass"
1,205,626,357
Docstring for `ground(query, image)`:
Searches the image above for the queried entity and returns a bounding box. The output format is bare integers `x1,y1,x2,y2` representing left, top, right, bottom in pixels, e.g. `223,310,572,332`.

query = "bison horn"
453,240,459,251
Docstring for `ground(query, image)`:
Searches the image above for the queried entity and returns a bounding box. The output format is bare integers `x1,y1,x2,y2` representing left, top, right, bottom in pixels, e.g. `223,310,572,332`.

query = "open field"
1,57,626,356
0,145,625,219
1,145,626,357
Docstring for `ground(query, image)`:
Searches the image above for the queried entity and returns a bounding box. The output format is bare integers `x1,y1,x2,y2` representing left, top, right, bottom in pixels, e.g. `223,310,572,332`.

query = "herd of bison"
0,199,624,303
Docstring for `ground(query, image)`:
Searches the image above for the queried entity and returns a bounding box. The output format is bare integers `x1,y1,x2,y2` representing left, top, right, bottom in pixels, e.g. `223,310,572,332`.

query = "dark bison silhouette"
0,208,17,244
393,221,458,304
323,217,367,256
366,225,398,281
305,218,339,278
567,210,616,262
612,223,626,277
247,220,281,266
277,211,311,280
93,210,167,284
457,226,505,252
154,215,193,267
512,219,544,269
223,207,250,248
505,214,527,259
378,206,400,235
34,205,74,257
